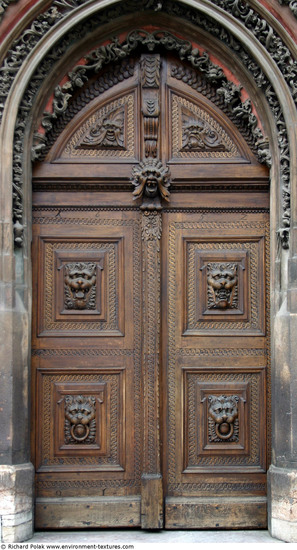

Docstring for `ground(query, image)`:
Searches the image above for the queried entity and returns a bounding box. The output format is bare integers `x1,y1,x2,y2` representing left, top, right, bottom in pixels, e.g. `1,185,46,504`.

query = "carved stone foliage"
131,158,171,210
64,395,96,444
76,106,125,150
208,395,239,442
63,262,97,310
2,0,295,247
207,262,238,310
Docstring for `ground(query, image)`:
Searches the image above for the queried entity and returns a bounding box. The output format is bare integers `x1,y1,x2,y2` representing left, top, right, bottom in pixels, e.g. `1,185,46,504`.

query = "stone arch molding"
0,0,297,254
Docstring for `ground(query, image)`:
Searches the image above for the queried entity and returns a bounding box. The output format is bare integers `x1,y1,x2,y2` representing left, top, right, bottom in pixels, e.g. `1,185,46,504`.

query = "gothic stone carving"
64,395,96,444
76,106,125,150
131,158,170,210
63,262,97,310
208,394,239,442
207,262,238,310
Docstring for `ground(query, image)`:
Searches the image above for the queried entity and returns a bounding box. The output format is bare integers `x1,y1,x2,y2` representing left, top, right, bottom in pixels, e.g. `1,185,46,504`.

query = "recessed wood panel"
36,367,126,472
183,367,266,473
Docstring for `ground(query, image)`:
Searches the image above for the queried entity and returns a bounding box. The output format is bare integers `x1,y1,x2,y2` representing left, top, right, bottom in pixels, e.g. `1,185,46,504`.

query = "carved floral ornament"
1,1,296,248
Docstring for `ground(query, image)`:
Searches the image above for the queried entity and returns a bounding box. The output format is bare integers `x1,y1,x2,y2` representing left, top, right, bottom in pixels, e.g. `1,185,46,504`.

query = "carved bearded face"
64,262,96,310
207,263,238,309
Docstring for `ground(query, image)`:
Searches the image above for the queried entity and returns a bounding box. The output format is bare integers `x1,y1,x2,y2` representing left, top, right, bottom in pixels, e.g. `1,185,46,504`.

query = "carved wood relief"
183,368,266,470
37,239,121,336
63,262,98,310
76,106,125,150
186,233,266,334
171,94,240,159
64,395,97,444
62,94,135,159
141,54,160,159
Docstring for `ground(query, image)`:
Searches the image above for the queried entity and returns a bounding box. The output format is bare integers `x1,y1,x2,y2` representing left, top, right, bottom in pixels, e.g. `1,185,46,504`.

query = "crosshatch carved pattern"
63,94,135,158
188,241,257,331
43,241,117,333
171,94,239,159
39,372,121,467
186,371,262,468
182,216,269,333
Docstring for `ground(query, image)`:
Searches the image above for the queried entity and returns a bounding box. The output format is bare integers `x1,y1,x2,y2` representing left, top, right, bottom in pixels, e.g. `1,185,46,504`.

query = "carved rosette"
64,395,96,444
131,158,171,210
208,395,239,442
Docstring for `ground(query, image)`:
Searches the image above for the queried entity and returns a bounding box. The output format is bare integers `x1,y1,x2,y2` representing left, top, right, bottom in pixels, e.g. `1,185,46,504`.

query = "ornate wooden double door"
31,47,270,529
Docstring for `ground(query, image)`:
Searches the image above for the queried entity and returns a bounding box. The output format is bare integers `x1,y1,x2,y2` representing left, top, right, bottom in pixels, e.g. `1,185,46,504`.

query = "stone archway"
0,0,297,542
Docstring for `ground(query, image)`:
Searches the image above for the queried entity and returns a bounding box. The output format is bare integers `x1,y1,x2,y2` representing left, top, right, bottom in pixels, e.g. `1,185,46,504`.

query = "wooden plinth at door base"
35,496,141,529
165,496,267,529
141,474,163,529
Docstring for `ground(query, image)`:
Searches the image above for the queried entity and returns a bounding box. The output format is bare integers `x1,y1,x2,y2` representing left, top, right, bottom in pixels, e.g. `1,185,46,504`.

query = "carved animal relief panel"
64,395,96,444
207,262,238,310
64,262,97,310
208,394,239,442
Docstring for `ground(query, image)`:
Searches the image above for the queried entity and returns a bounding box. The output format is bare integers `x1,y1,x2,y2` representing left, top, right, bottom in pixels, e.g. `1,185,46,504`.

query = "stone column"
268,73,297,540
0,228,34,541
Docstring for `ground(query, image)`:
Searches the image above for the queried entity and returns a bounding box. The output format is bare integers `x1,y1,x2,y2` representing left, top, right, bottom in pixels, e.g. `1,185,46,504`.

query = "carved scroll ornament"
131,158,171,210
64,394,96,444
208,394,239,441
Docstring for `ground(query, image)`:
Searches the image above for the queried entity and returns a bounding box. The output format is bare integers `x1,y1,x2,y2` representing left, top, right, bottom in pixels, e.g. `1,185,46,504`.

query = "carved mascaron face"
144,173,159,198
208,395,239,440
64,262,96,310
207,263,238,309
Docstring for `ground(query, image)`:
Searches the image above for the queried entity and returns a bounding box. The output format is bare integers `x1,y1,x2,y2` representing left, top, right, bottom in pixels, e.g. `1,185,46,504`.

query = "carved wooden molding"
141,210,162,475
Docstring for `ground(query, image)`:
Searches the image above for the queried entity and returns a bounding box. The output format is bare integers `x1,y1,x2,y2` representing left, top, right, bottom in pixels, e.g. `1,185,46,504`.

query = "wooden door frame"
0,0,297,541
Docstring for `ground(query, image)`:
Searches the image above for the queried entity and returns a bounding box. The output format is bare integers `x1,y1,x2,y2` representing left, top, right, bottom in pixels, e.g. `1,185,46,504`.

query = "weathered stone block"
0,463,34,543
269,465,297,542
